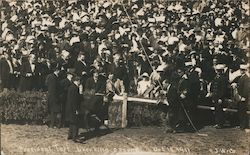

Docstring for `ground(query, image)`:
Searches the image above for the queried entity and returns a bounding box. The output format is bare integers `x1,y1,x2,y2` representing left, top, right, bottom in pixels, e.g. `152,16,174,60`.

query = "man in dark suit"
65,76,81,141
237,64,250,130
18,54,37,92
45,63,61,128
210,64,228,129
74,52,89,86
0,51,14,90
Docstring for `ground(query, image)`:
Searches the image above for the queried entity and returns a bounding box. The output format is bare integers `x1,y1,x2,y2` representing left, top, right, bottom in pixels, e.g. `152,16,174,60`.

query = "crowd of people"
0,0,250,139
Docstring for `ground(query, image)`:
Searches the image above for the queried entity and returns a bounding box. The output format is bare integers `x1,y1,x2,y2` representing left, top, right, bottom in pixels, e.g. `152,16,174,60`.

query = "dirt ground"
1,124,249,155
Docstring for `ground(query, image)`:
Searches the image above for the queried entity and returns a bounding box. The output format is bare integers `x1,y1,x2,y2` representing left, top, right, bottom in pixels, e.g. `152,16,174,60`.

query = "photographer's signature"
209,148,236,154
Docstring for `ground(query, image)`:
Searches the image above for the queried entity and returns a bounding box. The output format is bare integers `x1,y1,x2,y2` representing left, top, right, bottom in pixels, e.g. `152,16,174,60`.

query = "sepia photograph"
0,0,249,154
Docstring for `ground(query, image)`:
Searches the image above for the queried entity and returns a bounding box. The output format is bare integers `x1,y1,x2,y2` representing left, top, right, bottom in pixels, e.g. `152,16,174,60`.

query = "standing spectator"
57,50,70,80
65,76,81,141
210,64,228,129
18,54,36,92
176,67,190,131
103,72,116,125
36,57,50,91
0,51,14,90
59,69,74,127
237,64,250,130
186,67,201,124
107,54,126,95
165,70,183,133
45,63,61,128
12,55,21,90
74,52,89,87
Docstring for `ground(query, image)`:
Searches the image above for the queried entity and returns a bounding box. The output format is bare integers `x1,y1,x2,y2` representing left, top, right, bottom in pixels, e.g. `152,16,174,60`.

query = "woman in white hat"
137,72,151,98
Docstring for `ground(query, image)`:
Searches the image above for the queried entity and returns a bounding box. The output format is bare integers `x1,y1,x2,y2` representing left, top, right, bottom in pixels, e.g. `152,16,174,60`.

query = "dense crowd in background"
0,0,249,93
0,0,249,135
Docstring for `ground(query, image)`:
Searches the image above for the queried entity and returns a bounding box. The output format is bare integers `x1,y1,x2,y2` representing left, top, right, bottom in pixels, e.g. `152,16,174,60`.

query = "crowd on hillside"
0,0,249,135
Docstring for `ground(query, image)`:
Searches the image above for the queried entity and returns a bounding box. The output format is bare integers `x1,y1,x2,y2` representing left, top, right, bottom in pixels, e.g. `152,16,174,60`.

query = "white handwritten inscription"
209,148,236,154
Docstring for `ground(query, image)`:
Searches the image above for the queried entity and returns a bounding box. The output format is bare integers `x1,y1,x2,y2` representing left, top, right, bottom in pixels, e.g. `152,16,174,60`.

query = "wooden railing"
112,94,250,128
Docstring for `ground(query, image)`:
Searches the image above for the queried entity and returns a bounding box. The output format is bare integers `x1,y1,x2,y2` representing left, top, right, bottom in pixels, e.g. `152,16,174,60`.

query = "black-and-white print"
0,0,249,155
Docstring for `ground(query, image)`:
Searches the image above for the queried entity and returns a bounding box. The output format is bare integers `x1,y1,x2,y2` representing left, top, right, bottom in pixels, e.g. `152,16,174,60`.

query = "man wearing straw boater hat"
237,64,250,131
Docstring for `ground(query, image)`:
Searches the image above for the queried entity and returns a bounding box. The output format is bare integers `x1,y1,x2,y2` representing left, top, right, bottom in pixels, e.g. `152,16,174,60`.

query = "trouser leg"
68,124,74,139
72,124,79,140
102,102,109,121
68,120,79,140
215,102,224,126
239,102,248,129
70,116,79,140
56,113,62,128
50,112,56,128
61,102,66,127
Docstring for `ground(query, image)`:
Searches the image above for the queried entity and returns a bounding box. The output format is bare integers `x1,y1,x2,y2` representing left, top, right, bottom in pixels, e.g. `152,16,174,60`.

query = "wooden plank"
197,105,250,114
113,95,169,105
121,93,128,128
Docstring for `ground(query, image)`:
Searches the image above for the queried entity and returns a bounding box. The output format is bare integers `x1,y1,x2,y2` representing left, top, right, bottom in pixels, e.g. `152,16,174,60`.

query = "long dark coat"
59,78,72,115
65,83,81,123
45,73,61,113
167,81,184,129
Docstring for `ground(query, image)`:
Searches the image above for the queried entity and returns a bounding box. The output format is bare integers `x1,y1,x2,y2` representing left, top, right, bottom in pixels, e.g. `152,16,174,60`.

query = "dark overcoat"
46,73,61,113
65,83,81,123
